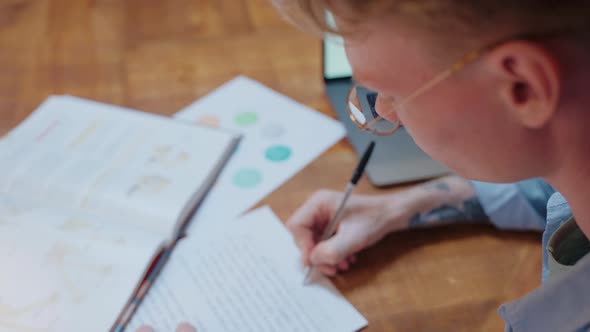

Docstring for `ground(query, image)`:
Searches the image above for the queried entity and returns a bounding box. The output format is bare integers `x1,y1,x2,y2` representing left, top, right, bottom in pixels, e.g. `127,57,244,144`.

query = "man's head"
275,1,590,183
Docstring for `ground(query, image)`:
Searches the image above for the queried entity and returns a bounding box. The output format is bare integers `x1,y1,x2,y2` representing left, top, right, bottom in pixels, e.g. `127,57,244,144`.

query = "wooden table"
0,1,543,330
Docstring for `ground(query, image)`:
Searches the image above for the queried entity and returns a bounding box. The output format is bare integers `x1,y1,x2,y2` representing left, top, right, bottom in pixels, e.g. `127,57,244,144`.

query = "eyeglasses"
346,49,482,136
346,27,580,136
346,26,583,136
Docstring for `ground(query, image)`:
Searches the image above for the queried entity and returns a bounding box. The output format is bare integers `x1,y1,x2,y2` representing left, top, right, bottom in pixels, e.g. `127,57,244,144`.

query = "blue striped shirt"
471,180,590,331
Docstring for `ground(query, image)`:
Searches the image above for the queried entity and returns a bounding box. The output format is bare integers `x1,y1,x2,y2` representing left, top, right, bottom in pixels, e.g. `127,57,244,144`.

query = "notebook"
0,95,240,332
127,206,368,332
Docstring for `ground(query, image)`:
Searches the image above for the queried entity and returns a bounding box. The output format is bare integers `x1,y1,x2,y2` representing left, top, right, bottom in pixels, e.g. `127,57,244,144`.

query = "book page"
0,199,162,332
0,95,238,236
128,207,367,332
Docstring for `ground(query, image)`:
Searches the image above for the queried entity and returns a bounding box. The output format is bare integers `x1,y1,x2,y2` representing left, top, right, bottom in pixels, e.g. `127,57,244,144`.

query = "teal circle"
265,145,292,162
234,111,258,126
232,168,263,188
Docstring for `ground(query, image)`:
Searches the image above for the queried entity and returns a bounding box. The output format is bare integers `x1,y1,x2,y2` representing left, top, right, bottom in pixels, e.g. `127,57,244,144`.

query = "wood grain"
0,1,542,330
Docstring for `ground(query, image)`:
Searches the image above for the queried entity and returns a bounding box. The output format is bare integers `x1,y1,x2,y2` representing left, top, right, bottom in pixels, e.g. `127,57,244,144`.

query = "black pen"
303,141,376,285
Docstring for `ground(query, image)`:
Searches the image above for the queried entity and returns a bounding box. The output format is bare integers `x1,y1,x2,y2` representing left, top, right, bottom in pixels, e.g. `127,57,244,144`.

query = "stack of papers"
0,76,367,331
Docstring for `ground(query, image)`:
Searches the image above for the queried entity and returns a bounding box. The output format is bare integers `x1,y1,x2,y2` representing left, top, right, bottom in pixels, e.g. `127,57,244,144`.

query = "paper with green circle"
234,111,258,126
232,168,263,188
265,145,292,162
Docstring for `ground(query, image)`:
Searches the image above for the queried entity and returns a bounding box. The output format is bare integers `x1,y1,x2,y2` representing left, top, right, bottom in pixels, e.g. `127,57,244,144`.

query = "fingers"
176,322,197,332
316,264,337,276
287,190,337,266
136,326,154,332
314,255,357,277
337,260,350,271
310,235,349,267
310,225,363,276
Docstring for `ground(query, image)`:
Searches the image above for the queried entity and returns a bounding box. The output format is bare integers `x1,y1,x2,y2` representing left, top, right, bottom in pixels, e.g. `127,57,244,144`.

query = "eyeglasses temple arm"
371,50,482,125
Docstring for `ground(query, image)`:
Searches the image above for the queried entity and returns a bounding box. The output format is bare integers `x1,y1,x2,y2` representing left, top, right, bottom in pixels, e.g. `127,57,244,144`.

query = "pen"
111,245,174,332
303,140,376,285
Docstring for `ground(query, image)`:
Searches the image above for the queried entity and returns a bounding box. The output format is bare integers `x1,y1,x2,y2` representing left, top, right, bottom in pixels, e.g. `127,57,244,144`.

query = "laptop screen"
323,39,353,80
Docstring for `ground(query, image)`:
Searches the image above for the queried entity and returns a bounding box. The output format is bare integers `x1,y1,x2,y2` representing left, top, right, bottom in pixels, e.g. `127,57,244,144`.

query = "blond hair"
274,0,590,49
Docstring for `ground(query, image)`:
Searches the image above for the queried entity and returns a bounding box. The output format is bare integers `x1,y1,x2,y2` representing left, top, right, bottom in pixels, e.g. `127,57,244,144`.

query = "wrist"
378,186,435,234
379,176,471,232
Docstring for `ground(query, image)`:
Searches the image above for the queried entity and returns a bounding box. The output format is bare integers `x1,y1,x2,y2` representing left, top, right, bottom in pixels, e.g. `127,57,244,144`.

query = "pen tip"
303,267,313,285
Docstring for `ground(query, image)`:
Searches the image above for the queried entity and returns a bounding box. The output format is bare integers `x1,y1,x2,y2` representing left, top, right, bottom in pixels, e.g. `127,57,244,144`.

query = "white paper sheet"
174,77,345,233
128,207,367,332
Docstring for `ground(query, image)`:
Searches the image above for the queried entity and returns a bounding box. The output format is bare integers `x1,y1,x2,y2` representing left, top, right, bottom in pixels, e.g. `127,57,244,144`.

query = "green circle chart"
265,145,292,162
232,168,263,188
234,111,258,126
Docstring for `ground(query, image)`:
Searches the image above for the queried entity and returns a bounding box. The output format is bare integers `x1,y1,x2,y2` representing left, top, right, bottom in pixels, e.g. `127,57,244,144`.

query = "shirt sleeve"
470,178,555,231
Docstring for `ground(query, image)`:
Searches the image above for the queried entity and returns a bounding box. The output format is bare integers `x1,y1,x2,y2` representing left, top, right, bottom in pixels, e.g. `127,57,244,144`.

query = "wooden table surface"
0,1,543,331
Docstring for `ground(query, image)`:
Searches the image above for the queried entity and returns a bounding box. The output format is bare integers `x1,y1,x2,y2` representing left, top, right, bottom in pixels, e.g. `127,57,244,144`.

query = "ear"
484,41,561,128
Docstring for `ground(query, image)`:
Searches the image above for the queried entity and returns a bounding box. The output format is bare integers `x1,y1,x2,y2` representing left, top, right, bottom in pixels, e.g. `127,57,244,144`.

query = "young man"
138,1,590,330
279,0,590,331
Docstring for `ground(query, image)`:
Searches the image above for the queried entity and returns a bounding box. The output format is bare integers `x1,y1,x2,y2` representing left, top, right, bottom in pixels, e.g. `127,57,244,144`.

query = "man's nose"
375,95,400,124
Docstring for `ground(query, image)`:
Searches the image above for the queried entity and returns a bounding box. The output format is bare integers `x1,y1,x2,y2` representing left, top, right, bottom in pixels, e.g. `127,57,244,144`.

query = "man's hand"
135,323,196,332
287,175,483,277
287,189,414,276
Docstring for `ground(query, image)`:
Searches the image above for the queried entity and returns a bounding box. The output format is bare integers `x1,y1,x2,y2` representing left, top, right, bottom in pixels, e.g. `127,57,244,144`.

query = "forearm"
401,175,489,228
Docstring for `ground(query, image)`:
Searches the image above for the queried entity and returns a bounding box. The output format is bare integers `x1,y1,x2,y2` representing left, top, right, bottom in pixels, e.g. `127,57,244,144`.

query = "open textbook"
128,207,368,332
0,96,240,331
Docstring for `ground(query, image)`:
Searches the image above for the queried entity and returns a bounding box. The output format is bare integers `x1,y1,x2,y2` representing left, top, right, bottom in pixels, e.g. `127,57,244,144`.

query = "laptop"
323,40,449,187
